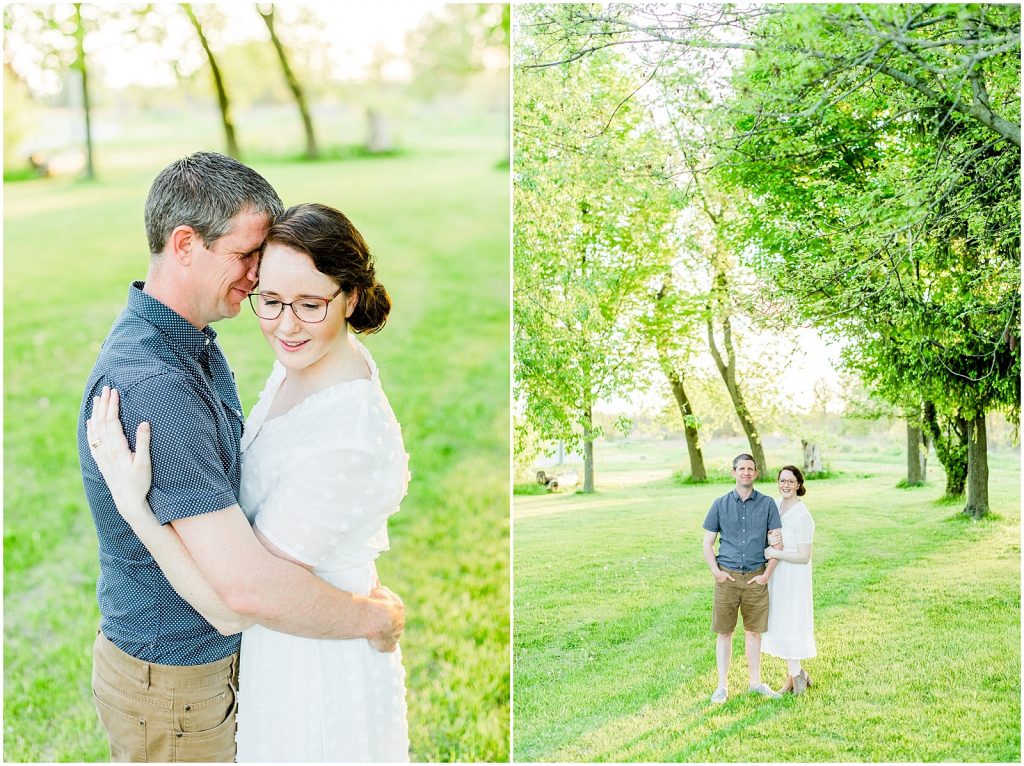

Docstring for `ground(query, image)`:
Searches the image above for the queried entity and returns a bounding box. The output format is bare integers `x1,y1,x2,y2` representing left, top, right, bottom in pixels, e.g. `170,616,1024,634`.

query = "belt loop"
142,663,151,691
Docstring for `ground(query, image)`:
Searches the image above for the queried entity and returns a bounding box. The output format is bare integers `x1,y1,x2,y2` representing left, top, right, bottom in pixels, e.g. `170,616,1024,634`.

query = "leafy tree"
3,3,98,178
515,27,675,492
719,4,1020,517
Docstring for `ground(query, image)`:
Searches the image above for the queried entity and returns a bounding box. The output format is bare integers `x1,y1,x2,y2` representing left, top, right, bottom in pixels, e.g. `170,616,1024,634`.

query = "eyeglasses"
248,287,344,323
778,479,799,485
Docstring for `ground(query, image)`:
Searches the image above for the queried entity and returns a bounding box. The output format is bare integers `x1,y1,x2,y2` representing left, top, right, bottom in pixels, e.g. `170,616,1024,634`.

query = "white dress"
234,339,411,762
762,499,816,660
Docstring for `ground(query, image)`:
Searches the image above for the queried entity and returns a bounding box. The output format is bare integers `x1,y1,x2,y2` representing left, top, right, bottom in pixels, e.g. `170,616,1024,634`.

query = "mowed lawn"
4,128,509,760
513,438,1020,762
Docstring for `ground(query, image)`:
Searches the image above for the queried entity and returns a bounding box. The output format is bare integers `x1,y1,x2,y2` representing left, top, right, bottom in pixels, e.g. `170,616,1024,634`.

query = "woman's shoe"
803,670,813,688
776,675,794,695
793,669,811,695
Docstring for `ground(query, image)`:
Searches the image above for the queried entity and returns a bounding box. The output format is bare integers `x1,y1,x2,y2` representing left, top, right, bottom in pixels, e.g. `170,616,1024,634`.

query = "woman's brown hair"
265,203,390,334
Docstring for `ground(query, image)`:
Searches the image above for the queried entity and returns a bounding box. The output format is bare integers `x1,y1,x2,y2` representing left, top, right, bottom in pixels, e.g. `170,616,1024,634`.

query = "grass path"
513,443,1020,762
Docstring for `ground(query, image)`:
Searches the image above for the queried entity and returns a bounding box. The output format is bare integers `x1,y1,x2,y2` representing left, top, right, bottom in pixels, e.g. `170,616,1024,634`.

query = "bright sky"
8,1,449,94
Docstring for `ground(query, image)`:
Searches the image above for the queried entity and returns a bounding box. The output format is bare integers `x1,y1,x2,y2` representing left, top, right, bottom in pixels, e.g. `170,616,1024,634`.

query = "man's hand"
713,569,735,584
365,585,405,653
748,572,770,586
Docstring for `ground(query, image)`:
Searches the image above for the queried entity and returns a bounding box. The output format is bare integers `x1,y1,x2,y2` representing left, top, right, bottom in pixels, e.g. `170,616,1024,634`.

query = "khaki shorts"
92,630,239,763
712,565,769,634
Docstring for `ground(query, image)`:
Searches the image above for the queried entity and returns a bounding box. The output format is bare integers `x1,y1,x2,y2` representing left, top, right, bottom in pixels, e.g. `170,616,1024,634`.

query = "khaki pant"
92,631,239,763
712,565,769,634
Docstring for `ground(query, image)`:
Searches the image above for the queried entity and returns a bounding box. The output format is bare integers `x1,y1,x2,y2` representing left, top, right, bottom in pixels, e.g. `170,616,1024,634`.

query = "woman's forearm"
117,496,254,635
769,544,812,565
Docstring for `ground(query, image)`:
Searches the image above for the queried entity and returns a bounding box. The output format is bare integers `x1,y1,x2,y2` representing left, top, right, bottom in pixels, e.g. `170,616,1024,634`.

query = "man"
77,152,404,762
702,453,783,703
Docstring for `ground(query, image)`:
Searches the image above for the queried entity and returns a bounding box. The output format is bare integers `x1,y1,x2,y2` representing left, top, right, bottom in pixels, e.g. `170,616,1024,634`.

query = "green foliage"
3,64,38,171
514,26,676,461
513,437,1021,761
405,3,510,101
3,141,509,760
720,4,1021,431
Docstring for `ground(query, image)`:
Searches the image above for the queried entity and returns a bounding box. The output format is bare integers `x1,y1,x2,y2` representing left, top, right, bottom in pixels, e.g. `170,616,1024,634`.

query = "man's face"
732,459,757,487
191,209,270,325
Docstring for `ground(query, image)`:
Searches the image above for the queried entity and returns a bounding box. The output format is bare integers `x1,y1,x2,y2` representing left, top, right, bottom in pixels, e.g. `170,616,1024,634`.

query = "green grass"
513,437,1020,762
3,109,509,762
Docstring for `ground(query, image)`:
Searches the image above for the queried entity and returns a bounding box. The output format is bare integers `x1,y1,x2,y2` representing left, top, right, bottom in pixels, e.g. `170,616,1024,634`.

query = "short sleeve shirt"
78,282,244,665
702,488,782,572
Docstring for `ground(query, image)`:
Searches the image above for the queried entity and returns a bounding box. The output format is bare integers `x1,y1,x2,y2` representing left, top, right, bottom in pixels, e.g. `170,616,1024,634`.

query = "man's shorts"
712,565,769,634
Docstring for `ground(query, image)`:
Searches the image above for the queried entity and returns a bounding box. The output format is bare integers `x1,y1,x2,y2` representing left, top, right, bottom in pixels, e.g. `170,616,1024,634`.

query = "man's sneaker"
710,687,728,704
749,683,782,699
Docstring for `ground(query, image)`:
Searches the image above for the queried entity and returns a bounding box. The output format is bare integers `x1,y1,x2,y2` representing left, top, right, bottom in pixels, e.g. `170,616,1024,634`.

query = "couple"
702,454,817,703
78,152,410,761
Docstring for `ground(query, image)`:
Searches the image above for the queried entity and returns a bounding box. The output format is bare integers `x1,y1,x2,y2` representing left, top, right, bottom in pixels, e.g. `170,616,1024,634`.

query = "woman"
87,203,410,761
761,464,816,695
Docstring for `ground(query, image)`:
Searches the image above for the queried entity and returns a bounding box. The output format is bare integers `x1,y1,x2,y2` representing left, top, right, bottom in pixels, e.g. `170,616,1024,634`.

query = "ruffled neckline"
242,337,378,451
776,498,808,518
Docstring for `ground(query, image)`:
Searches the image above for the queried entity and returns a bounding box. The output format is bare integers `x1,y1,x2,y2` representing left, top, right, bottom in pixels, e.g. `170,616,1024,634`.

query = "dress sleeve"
795,510,815,545
253,445,408,568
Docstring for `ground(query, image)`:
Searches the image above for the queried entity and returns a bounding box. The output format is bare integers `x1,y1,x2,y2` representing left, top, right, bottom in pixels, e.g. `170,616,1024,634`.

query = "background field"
4,106,510,761
513,436,1020,762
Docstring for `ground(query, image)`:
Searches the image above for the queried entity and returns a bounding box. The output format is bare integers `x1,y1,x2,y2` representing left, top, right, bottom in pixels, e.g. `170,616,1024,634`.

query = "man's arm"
749,526,783,585
703,530,734,583
171,507,403,647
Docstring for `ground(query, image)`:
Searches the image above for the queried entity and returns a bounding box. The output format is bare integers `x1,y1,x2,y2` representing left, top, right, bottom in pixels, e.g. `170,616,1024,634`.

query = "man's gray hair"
144,152,284,255
732,453,757,470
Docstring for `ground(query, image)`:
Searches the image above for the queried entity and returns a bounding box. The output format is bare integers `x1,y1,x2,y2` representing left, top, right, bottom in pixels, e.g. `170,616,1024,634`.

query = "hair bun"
349,281,391,334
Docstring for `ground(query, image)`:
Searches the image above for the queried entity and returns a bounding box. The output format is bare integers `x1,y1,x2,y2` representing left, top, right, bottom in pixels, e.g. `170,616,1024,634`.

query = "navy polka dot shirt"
78,282,244,665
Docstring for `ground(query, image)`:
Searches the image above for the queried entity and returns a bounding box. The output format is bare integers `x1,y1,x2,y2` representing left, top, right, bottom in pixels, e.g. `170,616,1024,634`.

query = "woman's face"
255,243,357,375
778,469,800,499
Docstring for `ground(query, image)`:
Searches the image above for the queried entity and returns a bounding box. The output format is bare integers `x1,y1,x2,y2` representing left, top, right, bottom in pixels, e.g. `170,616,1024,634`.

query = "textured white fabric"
235,339,410,762
762,499,817,661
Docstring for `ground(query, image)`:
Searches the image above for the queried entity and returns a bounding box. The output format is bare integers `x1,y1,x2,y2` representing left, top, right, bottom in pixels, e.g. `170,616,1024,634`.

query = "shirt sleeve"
702,501,720,533
254,445,408,568
767,503,782,530
120,374,239,525
795,511,815,544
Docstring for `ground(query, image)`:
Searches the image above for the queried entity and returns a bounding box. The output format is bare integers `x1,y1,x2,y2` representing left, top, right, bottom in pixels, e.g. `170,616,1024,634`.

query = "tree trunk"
707,314,767,473
668,371,707,481
923,401,968,497
366,109,392,153
73,4,95,180
802,440,823,473
659,358,706,481
183,4,240,159
257,4,318,159
906,419,926,485
963,413,989,519
582,404,595,493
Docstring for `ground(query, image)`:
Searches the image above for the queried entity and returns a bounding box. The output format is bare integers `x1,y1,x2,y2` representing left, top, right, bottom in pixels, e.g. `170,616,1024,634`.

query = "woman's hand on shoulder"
87,386,153,513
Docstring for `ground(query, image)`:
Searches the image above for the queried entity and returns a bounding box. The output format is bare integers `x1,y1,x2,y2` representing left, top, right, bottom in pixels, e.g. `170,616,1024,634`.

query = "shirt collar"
127,281,217,359
731,487,763,503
